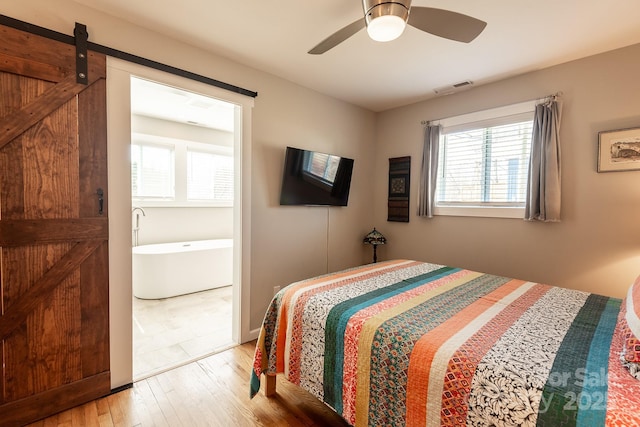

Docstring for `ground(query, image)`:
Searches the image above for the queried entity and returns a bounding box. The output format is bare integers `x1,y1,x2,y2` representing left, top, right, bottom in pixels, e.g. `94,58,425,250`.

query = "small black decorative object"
363,227,387,263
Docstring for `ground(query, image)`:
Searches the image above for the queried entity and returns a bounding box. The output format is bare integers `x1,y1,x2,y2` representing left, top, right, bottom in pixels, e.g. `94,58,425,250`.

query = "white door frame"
106,57,253,389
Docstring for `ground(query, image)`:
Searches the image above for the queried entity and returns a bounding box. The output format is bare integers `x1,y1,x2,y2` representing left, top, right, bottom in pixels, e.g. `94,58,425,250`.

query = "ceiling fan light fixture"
366,15,406,42
364,1,410,42
308,0,486,55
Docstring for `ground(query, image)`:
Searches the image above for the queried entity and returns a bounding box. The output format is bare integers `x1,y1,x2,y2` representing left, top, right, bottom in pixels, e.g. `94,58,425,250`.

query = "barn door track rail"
0,14,258,98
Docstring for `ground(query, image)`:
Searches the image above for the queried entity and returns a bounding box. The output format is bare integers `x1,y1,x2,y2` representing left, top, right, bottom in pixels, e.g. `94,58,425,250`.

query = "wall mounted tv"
279,146,354,206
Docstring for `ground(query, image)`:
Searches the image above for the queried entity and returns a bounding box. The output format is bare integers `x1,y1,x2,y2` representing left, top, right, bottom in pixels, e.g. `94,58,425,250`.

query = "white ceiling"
76,0,640,112
131,77,235,131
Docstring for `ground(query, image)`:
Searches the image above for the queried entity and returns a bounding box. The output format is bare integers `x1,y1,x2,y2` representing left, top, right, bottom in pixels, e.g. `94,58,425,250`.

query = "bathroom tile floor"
133,285,233,380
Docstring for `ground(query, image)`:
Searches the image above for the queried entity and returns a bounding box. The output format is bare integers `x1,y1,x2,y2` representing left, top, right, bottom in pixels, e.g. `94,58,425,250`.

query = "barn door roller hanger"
74,22,88,85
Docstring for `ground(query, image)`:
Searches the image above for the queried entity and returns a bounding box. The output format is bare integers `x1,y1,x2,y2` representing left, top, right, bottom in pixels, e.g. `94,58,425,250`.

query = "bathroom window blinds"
187,150,234,202
131,143,175,199
131,138,233,206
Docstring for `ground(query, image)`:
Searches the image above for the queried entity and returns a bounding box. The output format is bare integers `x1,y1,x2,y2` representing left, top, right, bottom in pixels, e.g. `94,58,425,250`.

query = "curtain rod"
0,14,258,99
420,91,563,126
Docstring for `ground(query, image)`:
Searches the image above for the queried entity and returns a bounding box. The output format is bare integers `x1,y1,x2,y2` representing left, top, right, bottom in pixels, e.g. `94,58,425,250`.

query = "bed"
250,259,640,426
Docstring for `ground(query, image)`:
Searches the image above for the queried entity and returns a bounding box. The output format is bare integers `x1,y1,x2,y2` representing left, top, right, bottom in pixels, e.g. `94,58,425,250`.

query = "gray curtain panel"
525,99,562,221
418,124,441,218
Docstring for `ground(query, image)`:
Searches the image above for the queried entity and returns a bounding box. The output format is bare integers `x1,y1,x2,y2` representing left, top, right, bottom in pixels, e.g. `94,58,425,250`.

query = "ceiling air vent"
433,80,473,96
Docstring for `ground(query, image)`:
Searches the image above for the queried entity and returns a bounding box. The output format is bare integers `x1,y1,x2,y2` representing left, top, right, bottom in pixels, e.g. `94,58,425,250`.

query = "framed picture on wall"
598,126,640,172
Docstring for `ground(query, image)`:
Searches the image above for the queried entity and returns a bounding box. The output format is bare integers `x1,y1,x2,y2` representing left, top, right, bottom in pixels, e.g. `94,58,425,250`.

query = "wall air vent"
433,80,474,96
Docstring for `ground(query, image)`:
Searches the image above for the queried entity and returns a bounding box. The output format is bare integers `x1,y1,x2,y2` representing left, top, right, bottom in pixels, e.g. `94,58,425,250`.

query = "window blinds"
437,113,534,207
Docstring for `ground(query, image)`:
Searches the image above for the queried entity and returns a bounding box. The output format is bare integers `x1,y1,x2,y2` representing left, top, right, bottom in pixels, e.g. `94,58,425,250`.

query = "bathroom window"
187,150,234,202
131,143,175,199
132,135,233,207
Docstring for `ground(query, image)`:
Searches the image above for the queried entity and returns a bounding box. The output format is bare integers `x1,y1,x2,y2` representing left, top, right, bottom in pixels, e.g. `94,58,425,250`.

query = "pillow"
620,275,640,379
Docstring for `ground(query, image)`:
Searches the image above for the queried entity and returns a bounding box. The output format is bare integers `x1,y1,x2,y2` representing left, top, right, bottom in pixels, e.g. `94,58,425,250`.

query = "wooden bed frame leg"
264,374,276,397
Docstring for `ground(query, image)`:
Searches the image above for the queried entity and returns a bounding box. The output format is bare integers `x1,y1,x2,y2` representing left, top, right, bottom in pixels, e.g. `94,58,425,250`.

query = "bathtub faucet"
132,207,146,246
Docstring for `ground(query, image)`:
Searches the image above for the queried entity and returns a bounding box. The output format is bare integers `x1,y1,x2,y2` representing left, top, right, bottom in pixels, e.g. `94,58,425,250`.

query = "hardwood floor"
27,341,350,426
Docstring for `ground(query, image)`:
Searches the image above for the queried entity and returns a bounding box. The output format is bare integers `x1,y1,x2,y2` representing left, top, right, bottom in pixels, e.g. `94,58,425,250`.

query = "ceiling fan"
308,0,487,54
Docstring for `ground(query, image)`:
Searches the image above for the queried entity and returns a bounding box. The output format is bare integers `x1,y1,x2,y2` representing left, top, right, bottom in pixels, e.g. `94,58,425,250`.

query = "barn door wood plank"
0,52,68,83
0,371,111,427
78,77,107,217
0,73,101,150
0,239,102,341
77,74,110,376
80,241,110,377
0,218,108,246
0,23,75,74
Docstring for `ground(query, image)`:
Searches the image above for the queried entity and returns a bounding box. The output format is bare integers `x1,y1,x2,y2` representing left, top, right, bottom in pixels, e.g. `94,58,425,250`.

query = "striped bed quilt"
250,260,640,426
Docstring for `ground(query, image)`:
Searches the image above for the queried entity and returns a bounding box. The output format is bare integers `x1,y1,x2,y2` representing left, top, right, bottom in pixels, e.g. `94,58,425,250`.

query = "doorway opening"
107,57,253,389
129,76,236,380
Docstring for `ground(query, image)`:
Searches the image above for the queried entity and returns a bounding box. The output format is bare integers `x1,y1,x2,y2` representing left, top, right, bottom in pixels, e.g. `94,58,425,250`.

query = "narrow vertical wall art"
388,156,411,222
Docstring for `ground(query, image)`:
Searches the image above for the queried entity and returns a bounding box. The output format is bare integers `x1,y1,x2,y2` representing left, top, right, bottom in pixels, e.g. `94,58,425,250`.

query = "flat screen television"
279,146,354,206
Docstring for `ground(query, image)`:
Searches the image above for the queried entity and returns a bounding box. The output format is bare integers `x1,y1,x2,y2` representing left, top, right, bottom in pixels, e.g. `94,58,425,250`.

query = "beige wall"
374,43,640,299
3,0,376,387
248,69,377,326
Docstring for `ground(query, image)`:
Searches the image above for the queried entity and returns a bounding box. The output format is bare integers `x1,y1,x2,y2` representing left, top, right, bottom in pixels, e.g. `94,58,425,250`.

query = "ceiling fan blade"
408,7,486,43
308,18,366,54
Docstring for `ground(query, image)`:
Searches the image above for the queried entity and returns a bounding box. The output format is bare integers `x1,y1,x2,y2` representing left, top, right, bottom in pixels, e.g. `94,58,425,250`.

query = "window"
131,134,233,207
131,143,175,199
435,101,535,218
187,150,234,201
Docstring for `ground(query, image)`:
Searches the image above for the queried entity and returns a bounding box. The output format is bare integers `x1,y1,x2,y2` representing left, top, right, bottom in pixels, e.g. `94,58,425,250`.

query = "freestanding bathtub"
132,239,233,299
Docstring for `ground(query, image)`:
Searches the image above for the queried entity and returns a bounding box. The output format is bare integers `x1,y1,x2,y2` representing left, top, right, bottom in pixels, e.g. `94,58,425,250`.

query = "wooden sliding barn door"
0,23,110,426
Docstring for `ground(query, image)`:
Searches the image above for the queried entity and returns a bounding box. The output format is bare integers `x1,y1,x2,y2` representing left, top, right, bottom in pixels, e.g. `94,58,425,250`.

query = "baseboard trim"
110,383,133,394
248,327,260,341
